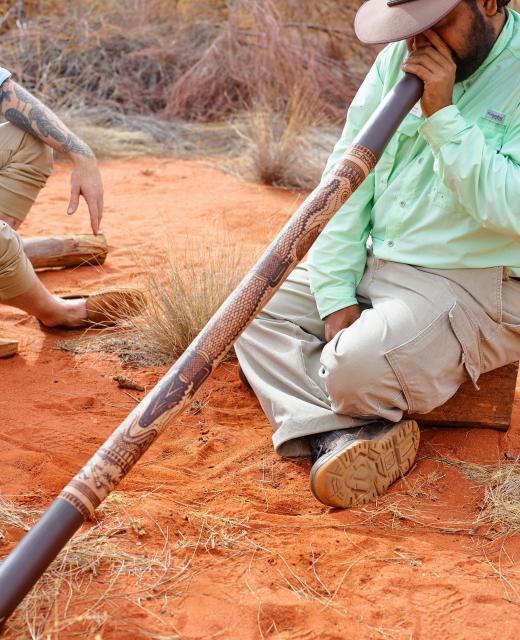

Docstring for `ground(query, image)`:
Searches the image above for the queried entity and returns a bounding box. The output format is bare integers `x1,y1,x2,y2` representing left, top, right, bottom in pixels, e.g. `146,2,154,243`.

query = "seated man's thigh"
257,263,325,340
320,295,479,416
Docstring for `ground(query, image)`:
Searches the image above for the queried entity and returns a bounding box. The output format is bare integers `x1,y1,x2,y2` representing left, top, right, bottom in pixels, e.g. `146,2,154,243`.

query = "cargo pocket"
385,302,481,414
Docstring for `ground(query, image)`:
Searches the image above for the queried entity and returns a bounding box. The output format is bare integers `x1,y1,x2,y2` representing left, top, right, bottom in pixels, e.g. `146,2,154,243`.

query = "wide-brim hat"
355,0,463,45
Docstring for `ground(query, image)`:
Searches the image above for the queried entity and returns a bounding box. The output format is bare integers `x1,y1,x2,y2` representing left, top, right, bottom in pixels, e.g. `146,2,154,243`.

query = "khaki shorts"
0,221,36,300
0,122,53,222
0,122,53,300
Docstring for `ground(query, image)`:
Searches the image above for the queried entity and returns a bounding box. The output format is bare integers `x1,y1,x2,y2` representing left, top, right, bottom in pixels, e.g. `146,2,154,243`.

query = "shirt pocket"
433,182,460,213
476,117,506,151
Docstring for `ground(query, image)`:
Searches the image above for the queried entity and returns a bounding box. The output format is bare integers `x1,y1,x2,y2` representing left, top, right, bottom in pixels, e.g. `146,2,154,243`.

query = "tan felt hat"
355,0,463,45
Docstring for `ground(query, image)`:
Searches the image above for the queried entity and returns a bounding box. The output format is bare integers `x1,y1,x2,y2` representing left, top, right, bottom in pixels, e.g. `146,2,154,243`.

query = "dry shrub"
0,0,373,123
0,1,371,186
0,0,183,113
164,0,370,123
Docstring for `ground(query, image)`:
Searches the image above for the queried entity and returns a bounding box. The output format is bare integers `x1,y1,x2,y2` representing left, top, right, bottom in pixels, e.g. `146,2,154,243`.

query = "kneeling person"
0,66,141,336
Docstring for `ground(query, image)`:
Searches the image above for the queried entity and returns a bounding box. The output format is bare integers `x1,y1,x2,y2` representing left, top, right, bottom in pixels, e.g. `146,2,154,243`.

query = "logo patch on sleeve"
485,109,506,125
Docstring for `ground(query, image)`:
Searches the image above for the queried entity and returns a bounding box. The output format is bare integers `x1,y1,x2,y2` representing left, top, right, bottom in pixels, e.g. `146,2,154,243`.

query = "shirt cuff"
419,105,471,151
313,288,359,320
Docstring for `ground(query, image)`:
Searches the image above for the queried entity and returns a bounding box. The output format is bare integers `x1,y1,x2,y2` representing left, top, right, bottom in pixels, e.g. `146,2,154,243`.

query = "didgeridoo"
0,72,423,625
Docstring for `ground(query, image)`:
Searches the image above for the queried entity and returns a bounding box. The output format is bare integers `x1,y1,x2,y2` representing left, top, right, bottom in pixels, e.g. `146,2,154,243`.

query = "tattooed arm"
0,79,104,234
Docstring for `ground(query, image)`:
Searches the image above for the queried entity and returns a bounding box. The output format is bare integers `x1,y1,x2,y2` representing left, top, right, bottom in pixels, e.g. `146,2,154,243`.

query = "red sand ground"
1,158,520,639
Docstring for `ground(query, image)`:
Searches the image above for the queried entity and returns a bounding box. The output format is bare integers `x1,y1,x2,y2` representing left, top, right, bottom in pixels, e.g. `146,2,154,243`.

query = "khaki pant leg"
0,220,37,300
237,256,517,459
0,122,54,223
321,259,520,422
235,264,374,458
471,273,520,374
321,257,472,419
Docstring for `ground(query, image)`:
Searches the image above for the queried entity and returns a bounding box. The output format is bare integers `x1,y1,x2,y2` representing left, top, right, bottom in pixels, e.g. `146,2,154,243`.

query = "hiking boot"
309,419,420,508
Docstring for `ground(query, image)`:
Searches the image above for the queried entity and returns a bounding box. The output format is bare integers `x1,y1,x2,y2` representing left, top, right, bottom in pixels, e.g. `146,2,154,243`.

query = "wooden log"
22,234,108,270
408,362,519,431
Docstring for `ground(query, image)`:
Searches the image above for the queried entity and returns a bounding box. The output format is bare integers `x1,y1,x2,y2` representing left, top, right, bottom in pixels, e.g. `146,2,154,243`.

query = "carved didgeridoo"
0,73,423,625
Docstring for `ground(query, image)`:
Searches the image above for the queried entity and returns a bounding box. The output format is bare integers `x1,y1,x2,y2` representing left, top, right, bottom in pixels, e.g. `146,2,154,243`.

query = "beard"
451,6,497,82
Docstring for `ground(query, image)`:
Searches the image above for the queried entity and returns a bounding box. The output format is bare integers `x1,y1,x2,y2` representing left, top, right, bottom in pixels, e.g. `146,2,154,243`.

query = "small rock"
113,374,145,392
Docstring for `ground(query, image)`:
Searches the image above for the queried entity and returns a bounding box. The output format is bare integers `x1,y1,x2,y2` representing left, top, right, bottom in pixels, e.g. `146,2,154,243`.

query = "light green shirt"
308,9,520,320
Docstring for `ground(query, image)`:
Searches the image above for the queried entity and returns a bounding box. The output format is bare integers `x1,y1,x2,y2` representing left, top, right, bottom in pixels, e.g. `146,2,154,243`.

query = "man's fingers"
409,46,450,68
85,195,100,235
403,54,438,76
423,29,453,61
402,61,435,81
67,184,80,215
96,197,103,233
98,192,104,222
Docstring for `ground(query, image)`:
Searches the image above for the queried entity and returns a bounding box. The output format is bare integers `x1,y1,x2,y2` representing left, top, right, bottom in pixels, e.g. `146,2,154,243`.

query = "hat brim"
355,0,463,45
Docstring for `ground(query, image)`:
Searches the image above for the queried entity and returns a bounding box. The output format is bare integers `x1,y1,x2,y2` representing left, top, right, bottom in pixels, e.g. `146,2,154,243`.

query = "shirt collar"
460,9,514,89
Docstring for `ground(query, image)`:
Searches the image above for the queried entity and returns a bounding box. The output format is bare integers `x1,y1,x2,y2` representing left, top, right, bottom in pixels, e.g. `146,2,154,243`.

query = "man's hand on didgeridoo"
324,304,361,343
402,29,456,118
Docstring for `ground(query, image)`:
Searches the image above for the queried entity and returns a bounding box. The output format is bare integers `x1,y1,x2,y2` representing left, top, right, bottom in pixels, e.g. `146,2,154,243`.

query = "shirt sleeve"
0,67,11,86
420,104,520,239
307,54,385,320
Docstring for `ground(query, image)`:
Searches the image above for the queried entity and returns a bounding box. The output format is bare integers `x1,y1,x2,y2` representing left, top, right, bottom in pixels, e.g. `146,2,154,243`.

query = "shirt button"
400,201,406,208
387,240,395,248
418,158,424,164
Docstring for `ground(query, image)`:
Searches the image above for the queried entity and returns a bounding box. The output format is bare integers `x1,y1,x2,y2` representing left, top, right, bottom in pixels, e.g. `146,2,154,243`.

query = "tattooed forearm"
0,80,12,107
0,80,94,159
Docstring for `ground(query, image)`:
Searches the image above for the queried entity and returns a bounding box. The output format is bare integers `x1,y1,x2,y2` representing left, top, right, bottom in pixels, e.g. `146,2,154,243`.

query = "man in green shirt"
236,0,520,508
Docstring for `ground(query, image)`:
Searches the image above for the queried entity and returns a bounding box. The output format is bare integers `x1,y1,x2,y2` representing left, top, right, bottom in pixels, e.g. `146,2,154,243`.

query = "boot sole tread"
309,420,420,508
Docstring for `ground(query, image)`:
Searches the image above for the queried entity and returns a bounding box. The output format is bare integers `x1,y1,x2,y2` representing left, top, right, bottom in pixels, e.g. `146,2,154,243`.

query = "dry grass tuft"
438,456,520,536
178,511,260,555
129,240,250,362
360,457,520,538
0,493,42,536
58,235,252,367
58,115,163,159
400,470,444,500
59,107,251,160
1,493,189,640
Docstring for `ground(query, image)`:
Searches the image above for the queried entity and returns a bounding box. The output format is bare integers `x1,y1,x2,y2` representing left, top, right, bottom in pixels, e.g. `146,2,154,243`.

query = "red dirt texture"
1,158,520,639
